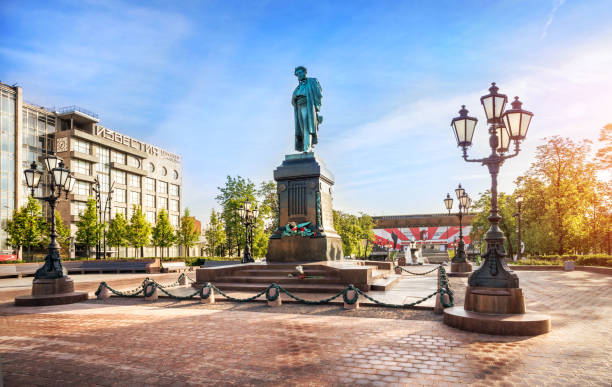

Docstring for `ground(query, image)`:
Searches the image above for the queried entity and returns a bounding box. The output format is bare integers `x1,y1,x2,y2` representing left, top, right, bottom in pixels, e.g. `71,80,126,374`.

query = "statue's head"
294,66,307,81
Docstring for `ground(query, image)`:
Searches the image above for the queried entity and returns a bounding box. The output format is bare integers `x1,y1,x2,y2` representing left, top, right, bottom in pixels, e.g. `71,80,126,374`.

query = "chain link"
95,269,454,309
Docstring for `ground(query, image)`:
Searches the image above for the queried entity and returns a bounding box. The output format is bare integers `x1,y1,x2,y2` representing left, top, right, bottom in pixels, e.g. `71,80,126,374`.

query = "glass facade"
0,88,15,251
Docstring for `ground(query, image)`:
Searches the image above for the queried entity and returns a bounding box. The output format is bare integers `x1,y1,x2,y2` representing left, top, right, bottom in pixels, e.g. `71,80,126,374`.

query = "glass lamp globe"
24,161,43,189
444,193,453,211
44,154,61,171
455,184,465,200
502,97,533,141
496,125,511,154
451,105,478,148
480,82,508,123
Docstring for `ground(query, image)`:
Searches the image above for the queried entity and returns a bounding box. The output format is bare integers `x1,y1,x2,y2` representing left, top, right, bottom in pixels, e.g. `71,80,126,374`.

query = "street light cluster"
238,199,259,263
450,83,533,288
23,154,75,279
444,183,471,264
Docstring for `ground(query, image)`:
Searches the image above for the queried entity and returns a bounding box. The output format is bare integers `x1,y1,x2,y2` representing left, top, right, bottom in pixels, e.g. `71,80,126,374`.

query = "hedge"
524,254,612,267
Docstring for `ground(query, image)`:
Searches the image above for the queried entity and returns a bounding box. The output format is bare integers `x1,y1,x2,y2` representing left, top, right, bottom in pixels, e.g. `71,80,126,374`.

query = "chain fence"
95,265,454,309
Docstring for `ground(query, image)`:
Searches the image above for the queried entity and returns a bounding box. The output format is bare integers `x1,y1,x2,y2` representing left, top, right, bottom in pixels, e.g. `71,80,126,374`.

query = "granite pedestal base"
15,277,88,306
443,285,551,336
449,262,473,277
267,235,343,262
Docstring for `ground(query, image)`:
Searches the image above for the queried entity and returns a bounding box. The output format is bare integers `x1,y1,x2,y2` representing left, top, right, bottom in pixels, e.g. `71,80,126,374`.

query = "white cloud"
542,0,567,39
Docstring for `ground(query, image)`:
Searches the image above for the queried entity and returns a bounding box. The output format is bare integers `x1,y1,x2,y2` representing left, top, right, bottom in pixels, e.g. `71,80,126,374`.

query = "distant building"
372,213,474,248
0,82,182,257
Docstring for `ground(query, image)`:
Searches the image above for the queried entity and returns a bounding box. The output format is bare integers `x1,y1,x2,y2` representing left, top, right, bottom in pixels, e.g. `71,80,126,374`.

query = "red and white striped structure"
373,226,471,247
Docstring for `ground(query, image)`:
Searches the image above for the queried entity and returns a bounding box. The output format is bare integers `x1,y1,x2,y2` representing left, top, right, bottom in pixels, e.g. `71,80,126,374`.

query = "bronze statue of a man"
292,66,322,153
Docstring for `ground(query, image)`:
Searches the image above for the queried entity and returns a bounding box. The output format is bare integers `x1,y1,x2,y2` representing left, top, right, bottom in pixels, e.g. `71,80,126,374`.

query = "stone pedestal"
444,285,551,335
464,286,525,314
267,153,343,262
449,262,473,277
15,276,88,306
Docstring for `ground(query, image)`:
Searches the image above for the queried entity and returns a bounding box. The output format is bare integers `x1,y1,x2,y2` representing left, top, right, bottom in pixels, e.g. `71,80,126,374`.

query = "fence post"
434,266,443,314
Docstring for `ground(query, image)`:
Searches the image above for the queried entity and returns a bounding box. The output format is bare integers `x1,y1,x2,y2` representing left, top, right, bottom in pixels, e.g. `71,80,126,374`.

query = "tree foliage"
5,196,47,259
128,205,152,257
107,213,129,257
333,211,375,258
76,198,102,258
152,209,177,257
204,209,226,256
177,208,200,257
469,191,517,258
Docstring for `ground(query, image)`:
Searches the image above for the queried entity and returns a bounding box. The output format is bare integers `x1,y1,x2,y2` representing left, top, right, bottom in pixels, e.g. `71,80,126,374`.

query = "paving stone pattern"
0,270,611,386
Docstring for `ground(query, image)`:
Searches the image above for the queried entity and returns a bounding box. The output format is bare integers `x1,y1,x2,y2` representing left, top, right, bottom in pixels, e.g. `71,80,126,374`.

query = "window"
158,181,168,194
97,173,109,191
128,174,140,188
74,180,89,196
111,170,126,185
146,211,155,224
143,177,155,191
130,191,140,205
111,151,126,165
114,207,126,218
72,139,90,154
115,188,126,203
170,199,179,212
161,166,167,176
170,215,179,227
127,156,140,168
71,159,90,175
144,194,155,208
147,162,155,173
95,146,109,173
169,184,179,196
71,201,88,218
158,196,168,209
172,170,179,180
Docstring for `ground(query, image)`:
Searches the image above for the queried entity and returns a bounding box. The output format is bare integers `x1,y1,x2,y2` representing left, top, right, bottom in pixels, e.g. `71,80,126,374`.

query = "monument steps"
370,274,401,291
211,282,347,294
233,269,330,277
215,275,344,285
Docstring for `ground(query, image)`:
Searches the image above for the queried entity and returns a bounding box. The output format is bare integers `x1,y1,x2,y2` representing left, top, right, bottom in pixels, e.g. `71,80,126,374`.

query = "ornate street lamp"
450,82,533,288
239,199,259,263
23,157,73,279
444,185,472,273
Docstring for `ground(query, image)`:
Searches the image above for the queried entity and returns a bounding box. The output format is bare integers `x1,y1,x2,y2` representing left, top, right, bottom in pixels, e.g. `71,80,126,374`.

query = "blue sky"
1,0,611,220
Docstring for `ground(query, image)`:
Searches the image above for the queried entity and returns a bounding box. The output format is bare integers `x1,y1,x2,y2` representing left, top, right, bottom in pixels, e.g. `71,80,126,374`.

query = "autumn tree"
469,191,517,259
5,196,48,261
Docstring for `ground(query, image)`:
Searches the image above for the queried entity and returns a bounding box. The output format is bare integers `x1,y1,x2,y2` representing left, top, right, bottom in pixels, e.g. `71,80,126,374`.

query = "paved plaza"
0,269,610,386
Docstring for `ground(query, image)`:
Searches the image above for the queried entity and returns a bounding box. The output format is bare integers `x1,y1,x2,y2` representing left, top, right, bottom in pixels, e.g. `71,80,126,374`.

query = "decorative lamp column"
239,199,258,263
443,83,550,336
15,157,88,306
445,185,473,275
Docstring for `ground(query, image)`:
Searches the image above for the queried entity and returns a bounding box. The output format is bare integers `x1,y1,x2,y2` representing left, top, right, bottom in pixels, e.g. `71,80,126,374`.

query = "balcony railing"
57,105,99,119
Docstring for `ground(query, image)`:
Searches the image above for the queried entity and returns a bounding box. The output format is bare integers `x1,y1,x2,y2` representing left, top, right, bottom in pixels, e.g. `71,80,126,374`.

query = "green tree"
5,196,47,260
469,190,517,259
333,210,372,258
53,211,71,257
107,213,129,258
76,198,102,258
204,209,226,257
176,208,200,257
152,209,177,258
357,214,375,258
215,176,257,256
128,205,152,258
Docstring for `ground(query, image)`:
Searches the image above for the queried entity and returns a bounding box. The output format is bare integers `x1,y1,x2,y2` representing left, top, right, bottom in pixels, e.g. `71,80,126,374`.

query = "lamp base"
15,277,88,307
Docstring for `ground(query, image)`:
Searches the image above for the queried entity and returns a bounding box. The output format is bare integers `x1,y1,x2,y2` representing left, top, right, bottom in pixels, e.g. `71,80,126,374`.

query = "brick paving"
0,270,611,386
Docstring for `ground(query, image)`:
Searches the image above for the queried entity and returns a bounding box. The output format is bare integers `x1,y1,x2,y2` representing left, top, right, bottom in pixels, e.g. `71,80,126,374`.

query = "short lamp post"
450,82,533,288
514,195,524,261
444,184,472,266
23,156,75,279
238,199,259,264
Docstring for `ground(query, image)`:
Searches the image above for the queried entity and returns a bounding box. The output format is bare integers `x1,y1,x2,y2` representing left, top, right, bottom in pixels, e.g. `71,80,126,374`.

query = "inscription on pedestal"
288,181,306,216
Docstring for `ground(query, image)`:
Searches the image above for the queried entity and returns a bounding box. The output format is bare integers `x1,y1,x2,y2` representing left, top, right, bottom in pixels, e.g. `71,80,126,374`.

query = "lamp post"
23,157,75,279
514,195,524,261
444,185,472,268
238,199,259,263
450,82,533,288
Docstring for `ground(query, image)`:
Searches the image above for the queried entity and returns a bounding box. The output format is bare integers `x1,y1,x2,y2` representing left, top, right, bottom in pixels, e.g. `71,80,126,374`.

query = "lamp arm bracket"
501,147,520,161
462,154,486,163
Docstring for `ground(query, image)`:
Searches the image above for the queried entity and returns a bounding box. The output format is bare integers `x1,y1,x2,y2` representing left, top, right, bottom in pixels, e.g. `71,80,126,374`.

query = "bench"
161,261,188,273
0,263,41,278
